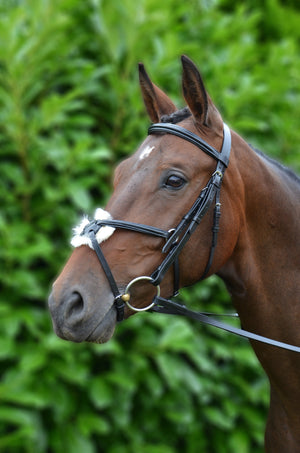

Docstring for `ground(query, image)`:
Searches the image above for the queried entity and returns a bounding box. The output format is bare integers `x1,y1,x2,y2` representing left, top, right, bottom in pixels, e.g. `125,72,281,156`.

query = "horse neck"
219,131,300,343
219,131,300,449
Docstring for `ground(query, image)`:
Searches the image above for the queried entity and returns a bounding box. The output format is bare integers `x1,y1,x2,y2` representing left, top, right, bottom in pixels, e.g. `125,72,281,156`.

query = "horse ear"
139,63,177,123
181,55,222,131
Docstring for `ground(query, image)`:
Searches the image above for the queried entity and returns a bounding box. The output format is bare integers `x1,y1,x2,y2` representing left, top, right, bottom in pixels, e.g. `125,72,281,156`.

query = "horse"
48,55,300,452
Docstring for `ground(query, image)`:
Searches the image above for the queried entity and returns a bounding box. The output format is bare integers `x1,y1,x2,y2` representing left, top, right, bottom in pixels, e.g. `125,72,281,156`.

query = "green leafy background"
1,0,299,451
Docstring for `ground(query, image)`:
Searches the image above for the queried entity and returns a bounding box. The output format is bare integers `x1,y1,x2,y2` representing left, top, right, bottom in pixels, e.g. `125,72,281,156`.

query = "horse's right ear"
139,63,177,123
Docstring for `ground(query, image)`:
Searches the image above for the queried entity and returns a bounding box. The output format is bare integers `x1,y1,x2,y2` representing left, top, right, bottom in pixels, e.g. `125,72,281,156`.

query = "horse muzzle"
48,283,117,344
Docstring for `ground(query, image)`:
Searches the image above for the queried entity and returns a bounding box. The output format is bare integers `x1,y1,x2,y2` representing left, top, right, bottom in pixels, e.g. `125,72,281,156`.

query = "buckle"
82,220,100,236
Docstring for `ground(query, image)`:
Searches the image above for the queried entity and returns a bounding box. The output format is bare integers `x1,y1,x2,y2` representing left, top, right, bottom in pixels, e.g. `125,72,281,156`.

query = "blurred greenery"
0,0,299,451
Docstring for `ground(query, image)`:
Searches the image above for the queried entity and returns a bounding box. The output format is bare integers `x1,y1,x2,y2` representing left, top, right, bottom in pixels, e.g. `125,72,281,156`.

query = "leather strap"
86,219,169,239
89,232,125,321
148,123,230,167
150,297,300,353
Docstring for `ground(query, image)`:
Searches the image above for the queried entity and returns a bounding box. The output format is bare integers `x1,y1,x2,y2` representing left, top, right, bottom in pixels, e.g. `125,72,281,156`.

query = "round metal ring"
122,276,160,312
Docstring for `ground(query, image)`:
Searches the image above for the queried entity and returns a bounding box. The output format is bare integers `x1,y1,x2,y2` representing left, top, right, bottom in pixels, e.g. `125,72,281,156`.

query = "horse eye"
165,174,186,189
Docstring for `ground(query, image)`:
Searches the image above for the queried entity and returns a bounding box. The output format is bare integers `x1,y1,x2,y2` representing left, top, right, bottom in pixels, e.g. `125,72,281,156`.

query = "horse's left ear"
139,63,177,123
181,55,223,131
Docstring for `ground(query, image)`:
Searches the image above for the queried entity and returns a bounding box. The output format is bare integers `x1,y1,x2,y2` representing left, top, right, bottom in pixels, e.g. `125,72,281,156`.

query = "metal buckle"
212,170,223,179
121,276,160,312
83,220,99,235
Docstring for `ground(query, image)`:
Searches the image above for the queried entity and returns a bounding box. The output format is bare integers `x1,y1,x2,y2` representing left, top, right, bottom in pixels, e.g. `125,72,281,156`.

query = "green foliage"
0,0,299,451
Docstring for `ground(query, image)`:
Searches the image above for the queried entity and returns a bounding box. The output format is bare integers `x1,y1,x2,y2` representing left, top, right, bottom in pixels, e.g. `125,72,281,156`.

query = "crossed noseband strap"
83,220,169,321
81,122,231,322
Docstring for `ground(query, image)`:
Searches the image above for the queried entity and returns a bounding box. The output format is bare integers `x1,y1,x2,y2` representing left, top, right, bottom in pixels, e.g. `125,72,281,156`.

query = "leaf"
158,317,195,351
69,184,92,210
78,413,111,436
203,406,235,430
62,426,96,453
89,378,114,410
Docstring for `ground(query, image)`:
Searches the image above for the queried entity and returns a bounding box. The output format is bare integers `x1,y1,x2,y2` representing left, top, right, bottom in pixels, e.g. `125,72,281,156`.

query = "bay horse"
48,56,300,452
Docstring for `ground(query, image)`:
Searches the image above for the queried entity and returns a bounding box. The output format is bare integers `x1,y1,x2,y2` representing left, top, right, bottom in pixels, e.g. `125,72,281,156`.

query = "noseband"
82,122,231,320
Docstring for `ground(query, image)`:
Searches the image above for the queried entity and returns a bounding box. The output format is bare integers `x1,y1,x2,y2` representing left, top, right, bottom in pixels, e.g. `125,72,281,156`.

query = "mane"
250,145,300,186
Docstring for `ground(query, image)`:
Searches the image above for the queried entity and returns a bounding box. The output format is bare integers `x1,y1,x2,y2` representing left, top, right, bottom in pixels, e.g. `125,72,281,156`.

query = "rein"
81,122,300,353
150,297,300,353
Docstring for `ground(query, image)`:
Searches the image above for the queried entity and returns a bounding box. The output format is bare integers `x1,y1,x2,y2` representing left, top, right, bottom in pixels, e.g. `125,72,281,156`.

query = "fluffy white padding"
70,216,91,248
71,208,115,249
94,208,115,243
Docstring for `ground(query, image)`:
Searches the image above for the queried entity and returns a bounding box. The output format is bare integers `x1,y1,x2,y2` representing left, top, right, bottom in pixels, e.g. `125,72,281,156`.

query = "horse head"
48,56,240,343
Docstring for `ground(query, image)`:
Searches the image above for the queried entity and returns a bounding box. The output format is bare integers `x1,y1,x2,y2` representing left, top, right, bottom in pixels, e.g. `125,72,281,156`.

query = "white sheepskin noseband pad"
71,208,115,249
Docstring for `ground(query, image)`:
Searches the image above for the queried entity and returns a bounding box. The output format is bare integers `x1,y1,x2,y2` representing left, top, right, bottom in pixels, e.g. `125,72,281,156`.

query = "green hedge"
1,0,299,451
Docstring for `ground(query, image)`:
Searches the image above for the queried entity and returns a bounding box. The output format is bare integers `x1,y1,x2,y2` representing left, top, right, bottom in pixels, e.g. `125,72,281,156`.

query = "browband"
148,122,230,167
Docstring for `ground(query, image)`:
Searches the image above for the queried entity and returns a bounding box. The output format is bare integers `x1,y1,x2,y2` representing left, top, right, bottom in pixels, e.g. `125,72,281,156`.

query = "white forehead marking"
71,208,115,249
139,145,155,161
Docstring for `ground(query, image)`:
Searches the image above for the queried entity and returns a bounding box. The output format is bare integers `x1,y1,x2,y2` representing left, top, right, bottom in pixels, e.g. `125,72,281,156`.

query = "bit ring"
121,276,160,312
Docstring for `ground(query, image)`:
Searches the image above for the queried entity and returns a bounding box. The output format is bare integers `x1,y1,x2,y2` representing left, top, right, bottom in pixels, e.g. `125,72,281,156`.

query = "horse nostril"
65,292,85,319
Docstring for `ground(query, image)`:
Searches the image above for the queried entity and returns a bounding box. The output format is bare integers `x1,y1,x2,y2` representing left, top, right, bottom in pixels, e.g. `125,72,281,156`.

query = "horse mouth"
85,305,117,344
48,290,117,344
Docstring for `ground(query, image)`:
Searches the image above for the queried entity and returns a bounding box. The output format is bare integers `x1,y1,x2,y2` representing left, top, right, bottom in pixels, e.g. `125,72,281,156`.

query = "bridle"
83,122,230,316
80,122,300,353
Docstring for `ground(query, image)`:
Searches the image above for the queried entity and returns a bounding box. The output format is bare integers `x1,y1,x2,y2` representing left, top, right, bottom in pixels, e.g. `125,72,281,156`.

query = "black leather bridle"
80,122,300,353
83,122,230,316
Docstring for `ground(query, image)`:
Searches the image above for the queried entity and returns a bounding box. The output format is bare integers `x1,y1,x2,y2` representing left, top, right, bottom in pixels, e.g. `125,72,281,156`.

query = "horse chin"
86,305,117,344
49,294,117,344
